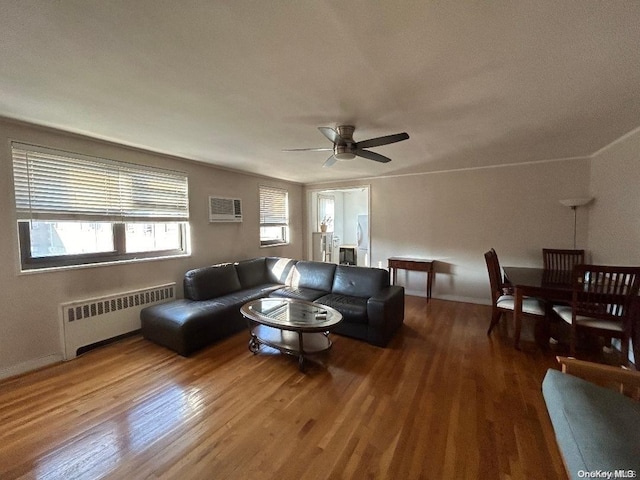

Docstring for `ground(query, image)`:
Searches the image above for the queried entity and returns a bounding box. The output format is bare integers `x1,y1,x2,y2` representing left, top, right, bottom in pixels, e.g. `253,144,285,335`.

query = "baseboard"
0,354,63,381
436,294,491,305
404,289,490,306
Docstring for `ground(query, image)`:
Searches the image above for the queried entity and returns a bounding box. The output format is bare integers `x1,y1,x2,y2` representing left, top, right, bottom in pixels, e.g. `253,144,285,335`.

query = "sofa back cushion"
331,265,389,298
184,263,242,301
265,257,298,284
236,257,268,288
289,261,336,292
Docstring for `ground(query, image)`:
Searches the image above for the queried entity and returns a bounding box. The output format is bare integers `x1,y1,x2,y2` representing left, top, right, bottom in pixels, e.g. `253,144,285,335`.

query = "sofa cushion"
290,261,337,292
542,369,640,478
184,263,242,301
266,257,298,284
236,257,268,289
315,293,368,324
270,286,326,302
214,285,282,308
331,265,389,298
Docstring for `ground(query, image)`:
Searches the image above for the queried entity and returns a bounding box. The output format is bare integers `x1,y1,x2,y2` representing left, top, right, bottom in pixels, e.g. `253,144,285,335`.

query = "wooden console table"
388,257,435,302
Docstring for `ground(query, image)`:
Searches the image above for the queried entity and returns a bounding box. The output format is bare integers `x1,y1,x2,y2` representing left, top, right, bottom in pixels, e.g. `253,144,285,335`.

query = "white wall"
0,118,303,379
307,158,592,303
588,127,640,264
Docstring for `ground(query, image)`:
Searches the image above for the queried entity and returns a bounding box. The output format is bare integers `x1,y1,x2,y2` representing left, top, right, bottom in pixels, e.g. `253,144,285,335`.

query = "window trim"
259,229,289,248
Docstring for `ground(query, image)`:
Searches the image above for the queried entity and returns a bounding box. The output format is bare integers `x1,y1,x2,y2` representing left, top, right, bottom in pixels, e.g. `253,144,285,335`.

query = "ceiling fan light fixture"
333,145,356,160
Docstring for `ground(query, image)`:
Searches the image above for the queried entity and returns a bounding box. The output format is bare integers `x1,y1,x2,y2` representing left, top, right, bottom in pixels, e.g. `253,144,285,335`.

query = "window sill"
260,243,289,248
17,252,191,275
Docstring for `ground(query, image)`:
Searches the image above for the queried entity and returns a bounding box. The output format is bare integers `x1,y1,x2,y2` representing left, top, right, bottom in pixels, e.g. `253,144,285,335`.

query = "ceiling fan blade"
355,132,409,149
283,147,333,152
323,155,338,167
318,127,346,145
355,149,392,163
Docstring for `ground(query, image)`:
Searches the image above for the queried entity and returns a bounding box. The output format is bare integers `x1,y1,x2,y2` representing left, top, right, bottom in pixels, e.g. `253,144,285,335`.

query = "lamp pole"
571,206,577,249
559,197,593,250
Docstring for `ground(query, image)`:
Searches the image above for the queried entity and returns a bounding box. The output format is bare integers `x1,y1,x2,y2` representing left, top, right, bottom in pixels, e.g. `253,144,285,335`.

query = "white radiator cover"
60,283,175,359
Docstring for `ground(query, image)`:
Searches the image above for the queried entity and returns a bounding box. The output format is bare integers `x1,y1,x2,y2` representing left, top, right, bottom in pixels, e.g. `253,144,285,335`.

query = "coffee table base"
248,324,332,372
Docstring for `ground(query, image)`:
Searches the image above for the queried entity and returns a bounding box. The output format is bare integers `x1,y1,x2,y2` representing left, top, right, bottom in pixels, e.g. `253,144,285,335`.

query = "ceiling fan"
284,125,409,167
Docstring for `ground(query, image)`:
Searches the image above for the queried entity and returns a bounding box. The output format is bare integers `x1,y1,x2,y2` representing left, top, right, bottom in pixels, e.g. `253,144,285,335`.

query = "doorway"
307,186,370,267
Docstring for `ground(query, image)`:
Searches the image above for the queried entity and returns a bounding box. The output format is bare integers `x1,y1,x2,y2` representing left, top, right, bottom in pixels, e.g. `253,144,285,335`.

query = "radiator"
60,283,175,359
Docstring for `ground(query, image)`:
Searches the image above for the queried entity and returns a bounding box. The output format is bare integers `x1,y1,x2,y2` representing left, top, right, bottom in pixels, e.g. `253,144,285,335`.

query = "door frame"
305,185,371,266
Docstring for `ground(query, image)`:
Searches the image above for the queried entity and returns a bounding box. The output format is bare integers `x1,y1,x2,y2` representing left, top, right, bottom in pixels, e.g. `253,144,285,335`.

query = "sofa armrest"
366,286,405,346
368,286,404,319
556,356,640,400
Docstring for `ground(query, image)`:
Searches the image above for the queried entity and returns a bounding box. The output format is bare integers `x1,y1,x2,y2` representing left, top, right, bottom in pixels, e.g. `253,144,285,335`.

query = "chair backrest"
571,265,640,322
484,249,504,304
543,248,585,271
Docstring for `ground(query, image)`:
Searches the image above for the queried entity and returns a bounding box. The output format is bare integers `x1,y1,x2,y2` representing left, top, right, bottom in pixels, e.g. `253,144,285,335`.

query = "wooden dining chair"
542,248,585,271
485,249,545,337
552,264,640,365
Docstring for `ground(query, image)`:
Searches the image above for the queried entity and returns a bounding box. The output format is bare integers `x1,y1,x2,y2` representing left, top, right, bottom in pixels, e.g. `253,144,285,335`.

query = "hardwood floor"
0,297,569,479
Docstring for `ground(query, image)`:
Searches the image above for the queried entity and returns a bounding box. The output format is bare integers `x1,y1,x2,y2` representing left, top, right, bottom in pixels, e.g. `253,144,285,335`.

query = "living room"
1,2,639,479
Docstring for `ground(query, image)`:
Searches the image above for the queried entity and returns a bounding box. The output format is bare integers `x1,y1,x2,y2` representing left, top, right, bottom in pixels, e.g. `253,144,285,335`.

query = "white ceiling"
1,1,639,184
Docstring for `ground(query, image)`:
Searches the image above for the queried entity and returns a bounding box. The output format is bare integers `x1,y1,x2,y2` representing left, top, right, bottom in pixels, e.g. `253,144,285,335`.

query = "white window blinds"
12,143,189,222
259,186,288,227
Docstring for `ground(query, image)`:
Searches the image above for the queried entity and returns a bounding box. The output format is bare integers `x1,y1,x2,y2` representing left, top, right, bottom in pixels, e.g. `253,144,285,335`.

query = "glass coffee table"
240,297,343,371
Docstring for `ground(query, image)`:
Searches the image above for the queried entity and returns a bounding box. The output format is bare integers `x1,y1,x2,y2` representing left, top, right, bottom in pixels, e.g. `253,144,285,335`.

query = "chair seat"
552,305,624,332
496,295,545,316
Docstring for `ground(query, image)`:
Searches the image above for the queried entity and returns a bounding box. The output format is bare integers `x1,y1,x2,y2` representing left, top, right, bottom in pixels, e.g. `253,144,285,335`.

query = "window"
317,194,335,232
12,143,189,270
259,186,289,246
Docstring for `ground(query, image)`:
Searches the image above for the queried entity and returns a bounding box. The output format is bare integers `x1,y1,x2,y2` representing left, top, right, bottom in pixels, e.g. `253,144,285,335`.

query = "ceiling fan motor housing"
336,125,355,140
334,125,356,159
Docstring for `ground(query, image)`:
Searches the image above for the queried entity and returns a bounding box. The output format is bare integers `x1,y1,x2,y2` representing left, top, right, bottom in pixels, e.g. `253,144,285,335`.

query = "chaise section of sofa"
141,259,294,356
141,256,404,356
140,298,240,356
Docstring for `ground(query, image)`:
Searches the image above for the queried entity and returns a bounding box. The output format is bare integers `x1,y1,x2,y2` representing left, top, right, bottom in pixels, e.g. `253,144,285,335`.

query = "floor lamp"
559,197,593,249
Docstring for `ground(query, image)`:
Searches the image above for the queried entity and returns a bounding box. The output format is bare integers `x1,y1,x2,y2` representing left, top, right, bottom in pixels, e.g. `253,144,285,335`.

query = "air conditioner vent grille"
209,196,242,222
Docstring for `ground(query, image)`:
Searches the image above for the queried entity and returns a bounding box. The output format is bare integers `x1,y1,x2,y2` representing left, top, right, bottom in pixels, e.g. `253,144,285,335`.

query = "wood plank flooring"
0,297,569,479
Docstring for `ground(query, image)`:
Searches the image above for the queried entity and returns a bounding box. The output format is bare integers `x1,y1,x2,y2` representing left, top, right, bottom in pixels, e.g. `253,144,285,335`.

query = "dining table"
502,267,573,349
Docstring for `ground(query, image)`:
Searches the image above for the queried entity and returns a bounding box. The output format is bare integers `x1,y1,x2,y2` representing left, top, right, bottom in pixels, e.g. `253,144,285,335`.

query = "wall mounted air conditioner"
209,196,243,222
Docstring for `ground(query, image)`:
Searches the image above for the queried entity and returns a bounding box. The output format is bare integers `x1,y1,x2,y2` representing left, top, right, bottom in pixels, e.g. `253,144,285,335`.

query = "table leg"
297,331,305,372
248,334,260,354
426,269,434,302
514,289,523,350
535,304,553,348
391,267,397,285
